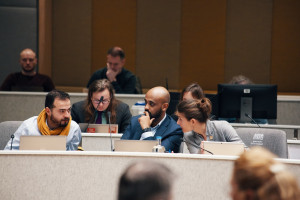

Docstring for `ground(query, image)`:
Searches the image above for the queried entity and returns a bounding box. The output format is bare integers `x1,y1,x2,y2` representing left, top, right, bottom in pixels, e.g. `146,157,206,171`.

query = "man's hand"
106,69,118,82
138,111,154,130
106,63,119,82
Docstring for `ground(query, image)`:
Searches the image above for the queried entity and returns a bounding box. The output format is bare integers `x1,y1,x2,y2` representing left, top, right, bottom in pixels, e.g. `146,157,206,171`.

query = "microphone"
10,134,14,150
107,111,114,151
245,113,261,128
96,96,104,111
85,96,104,132
181,138,214,155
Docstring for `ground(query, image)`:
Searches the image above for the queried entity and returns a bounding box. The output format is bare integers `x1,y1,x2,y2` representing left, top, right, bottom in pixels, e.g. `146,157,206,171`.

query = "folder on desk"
200,141,244,156
79,123,118,133
19,135,66,151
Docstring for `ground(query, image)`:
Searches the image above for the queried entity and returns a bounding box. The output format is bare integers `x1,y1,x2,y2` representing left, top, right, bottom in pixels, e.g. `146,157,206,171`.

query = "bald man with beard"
121,86,183,153
0,48,55,92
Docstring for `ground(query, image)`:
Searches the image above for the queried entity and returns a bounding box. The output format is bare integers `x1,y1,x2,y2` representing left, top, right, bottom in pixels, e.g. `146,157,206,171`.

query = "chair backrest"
0,121,23,150
235,128,288,158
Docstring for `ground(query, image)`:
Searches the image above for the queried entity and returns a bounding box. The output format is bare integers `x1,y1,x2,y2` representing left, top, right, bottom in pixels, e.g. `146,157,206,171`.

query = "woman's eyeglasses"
92,99,110,105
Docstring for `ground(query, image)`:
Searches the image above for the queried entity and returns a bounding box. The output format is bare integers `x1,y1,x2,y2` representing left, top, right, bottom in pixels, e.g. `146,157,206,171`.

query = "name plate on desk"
79,123,118,133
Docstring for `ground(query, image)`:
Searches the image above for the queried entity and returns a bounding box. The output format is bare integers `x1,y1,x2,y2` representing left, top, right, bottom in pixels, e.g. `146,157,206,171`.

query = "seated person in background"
176,98,244,154
0,48,55,92
4,90,81,150
118,160,175,200
71,79,132,133
229,74,253,85
231,147,300,200
86,46,136,94
121,86,183,153
170,82,205,121
180,82,204,101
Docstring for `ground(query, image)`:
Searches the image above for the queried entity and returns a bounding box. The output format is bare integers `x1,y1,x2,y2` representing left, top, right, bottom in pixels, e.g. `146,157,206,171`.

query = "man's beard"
146,108,163,120
50,115,69,128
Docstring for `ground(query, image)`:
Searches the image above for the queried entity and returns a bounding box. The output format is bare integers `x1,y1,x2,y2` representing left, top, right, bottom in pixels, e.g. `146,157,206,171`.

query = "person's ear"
45,107,51,116
190,118,196,125
162,103,169,112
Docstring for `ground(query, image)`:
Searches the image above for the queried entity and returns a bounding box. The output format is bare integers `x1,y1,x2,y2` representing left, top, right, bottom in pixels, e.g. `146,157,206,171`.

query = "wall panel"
52,0,91,87
0,1,37,87
271,0,300,92
136,0,181,89
39,0,52,77
180,0,226,91
92,0,136,76
225,0,273,84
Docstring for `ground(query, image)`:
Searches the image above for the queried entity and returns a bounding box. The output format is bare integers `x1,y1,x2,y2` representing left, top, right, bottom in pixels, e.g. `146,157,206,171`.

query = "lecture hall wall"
41,0,300,93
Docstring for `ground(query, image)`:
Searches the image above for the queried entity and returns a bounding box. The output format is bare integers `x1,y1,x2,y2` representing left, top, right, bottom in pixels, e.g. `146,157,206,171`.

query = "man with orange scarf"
4,90,81,150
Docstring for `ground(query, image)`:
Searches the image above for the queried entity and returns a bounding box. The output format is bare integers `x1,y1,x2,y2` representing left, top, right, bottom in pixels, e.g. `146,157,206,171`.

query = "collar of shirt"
151,113,167,131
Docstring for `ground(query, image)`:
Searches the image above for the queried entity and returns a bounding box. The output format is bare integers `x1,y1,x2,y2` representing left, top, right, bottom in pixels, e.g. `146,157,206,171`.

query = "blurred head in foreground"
231,147,300,200
118,160,175,200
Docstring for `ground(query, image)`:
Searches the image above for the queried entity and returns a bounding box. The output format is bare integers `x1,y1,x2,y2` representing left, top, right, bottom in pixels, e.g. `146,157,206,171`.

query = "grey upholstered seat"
0,121,23,150
235,128,288,158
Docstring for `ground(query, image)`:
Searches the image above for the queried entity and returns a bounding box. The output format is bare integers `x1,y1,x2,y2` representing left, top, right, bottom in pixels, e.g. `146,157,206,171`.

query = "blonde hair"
232,147,300,200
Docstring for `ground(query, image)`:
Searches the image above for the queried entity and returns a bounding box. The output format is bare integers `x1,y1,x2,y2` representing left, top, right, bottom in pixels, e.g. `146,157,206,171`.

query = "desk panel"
0,92,299,132
288,140,300,160
81,133,122,151
1,151,300,200
81,133,300,159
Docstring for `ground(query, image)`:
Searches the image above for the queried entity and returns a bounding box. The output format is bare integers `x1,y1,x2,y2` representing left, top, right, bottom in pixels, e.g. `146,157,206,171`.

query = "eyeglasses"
92,99,111,105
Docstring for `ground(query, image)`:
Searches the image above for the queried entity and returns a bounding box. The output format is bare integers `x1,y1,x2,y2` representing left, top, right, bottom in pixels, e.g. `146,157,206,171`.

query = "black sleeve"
71,101,86,123
118,103,132,133
87,73,98,88
0,74,14,91
43,76,55,92
87,69,106,88
111,75,136,94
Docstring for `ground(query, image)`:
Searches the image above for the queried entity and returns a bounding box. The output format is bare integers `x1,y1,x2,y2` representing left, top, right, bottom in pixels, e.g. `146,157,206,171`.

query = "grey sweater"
184,120,244,154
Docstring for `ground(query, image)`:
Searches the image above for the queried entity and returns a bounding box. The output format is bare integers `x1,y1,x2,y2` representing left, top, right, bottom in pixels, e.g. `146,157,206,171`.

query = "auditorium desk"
0,92,144,122
1,92,300,128
81,133,300,159
1,151,300,200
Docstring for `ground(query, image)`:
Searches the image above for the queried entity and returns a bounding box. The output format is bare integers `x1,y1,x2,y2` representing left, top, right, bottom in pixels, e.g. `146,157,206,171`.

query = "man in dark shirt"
86,47,136,94
0,48,55,92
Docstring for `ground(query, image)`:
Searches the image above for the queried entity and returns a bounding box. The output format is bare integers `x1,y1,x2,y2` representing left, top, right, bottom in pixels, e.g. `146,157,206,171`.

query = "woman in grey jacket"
176,98,244,154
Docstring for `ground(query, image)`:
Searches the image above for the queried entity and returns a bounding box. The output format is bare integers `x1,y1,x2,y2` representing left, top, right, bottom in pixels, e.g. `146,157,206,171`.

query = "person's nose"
145,104,149,110
26,60,30,64
64,111,71,118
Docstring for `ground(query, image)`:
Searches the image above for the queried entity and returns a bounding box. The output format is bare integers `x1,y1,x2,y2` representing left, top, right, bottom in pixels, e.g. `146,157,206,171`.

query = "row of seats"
0,121,288,158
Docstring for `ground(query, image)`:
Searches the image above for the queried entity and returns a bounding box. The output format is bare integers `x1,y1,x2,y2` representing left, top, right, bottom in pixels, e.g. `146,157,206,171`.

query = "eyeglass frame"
91,98,111,105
